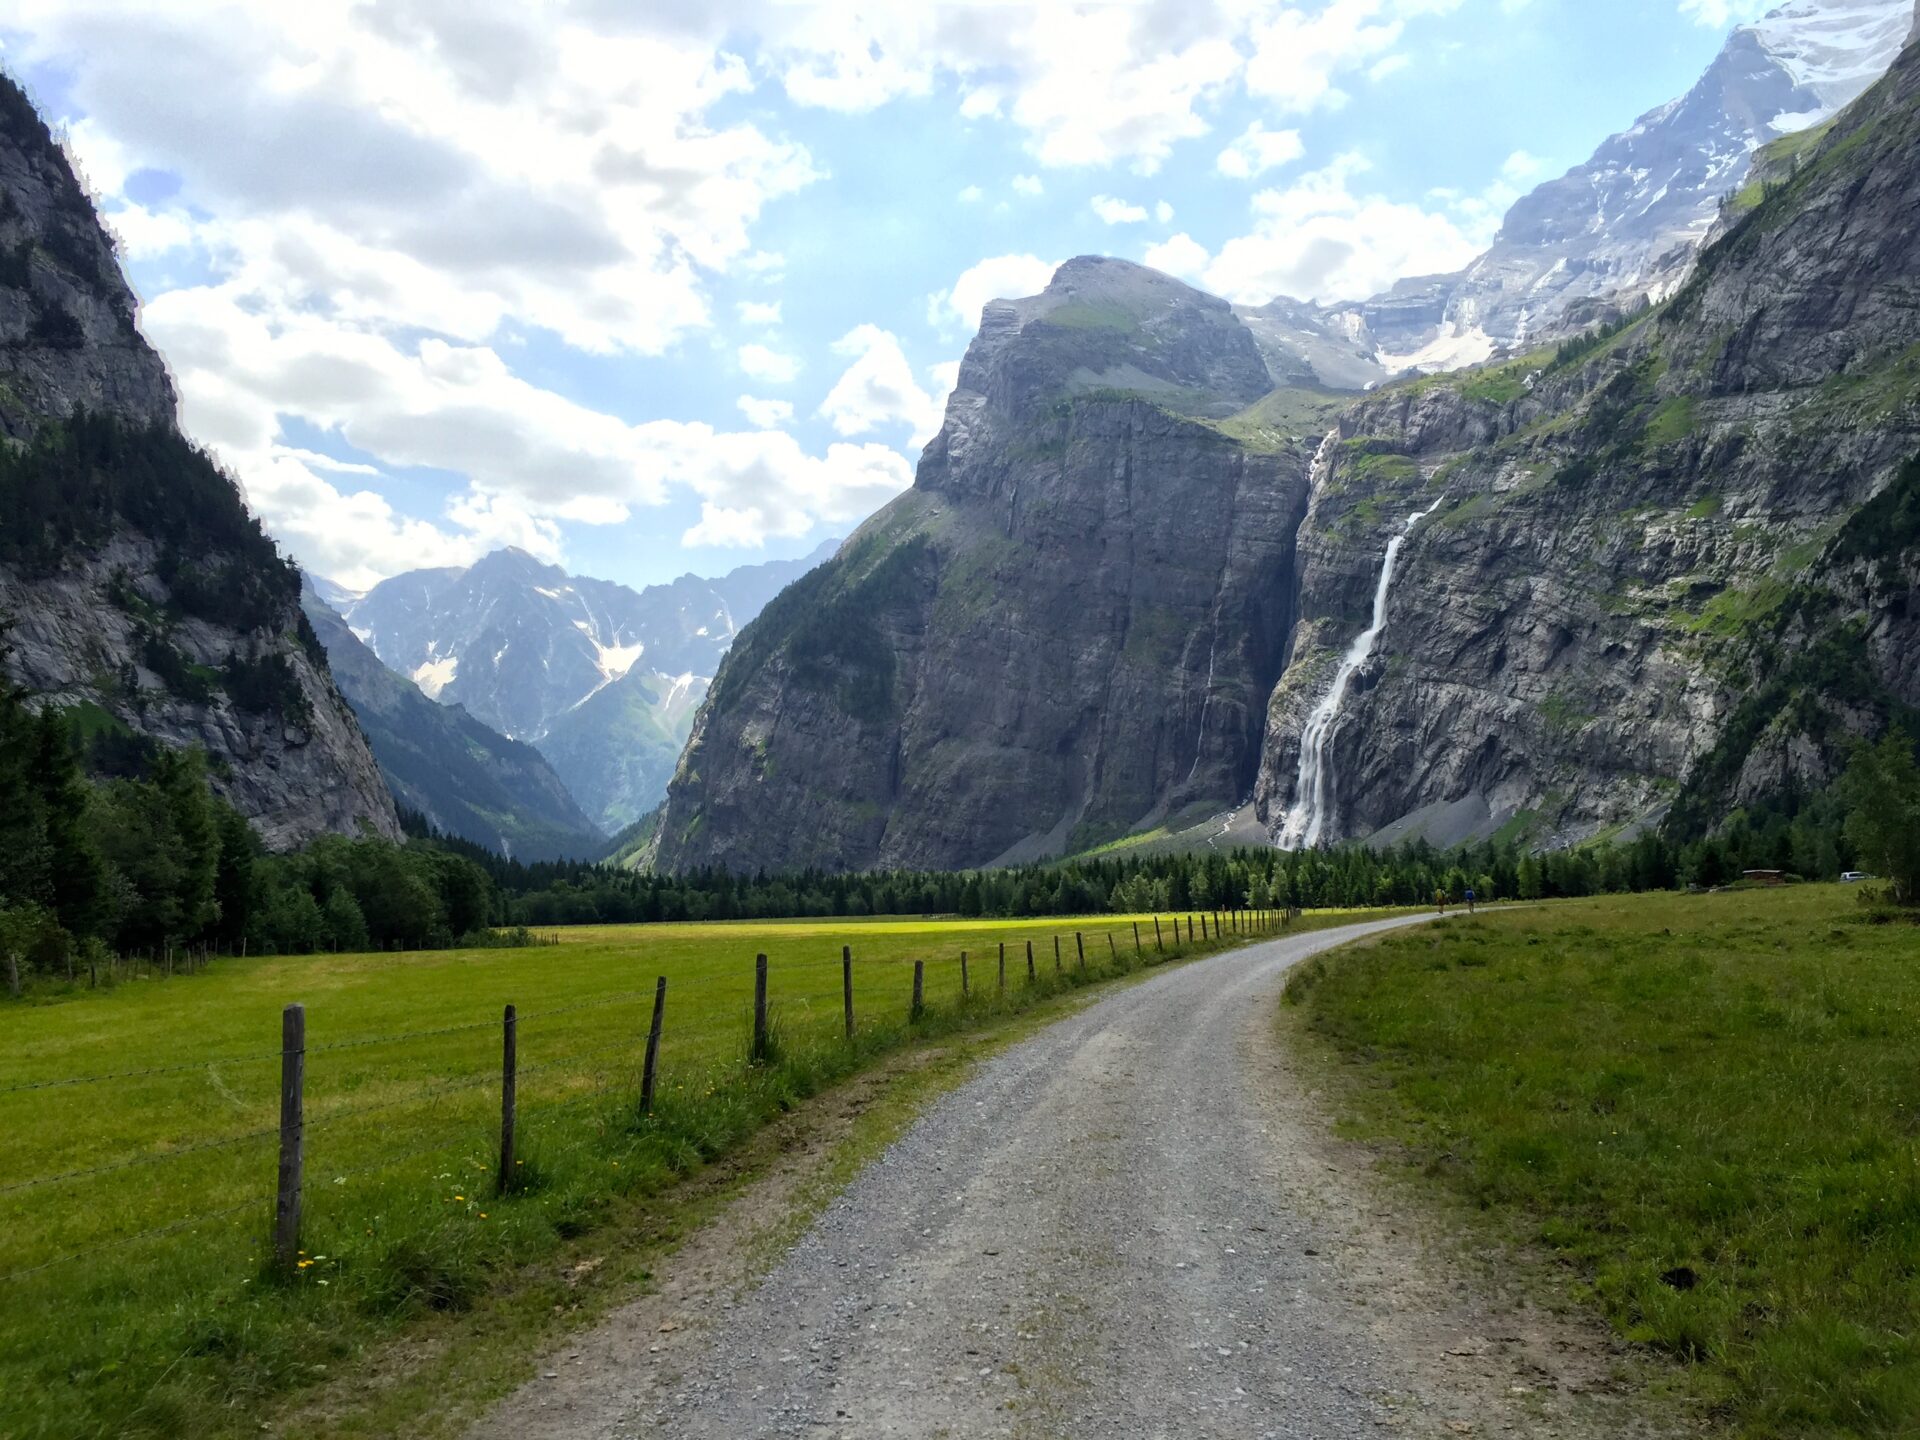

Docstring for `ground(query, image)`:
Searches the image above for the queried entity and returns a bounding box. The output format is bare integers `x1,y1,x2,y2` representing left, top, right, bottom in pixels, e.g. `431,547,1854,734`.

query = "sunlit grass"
1285,884,1920,1437
0,906,1333,1438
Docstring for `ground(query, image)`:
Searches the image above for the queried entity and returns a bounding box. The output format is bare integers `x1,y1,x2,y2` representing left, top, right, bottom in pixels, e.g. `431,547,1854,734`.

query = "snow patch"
412,655,458,699
1376,324,1496,376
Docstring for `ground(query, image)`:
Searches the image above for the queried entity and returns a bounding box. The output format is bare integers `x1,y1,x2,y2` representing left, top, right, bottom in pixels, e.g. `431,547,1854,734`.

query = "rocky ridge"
653,258,1312,874
0,76,398,849
1254,31,1920,850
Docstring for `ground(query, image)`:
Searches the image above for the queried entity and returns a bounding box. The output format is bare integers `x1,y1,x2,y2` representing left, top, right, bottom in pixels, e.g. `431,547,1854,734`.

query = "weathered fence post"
1133,922,1141,955
1075,932,1085,970
998,941,1006,992
498,1004,517,1195
842,945,855,1040
752,953,770,1064
642,976,666,1114
1153,917,1163,953
911,960,925,1021
274,1003,306,1275
6,949,20,998
1108,933,1118,965
960,950,970,998
1053,935,1061,972
1026,939,1036,983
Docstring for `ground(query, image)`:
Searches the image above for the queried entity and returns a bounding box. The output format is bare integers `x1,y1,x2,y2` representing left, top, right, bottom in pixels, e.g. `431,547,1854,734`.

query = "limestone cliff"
0,76,399,848
1255,32,1920,850
653,258,1315,873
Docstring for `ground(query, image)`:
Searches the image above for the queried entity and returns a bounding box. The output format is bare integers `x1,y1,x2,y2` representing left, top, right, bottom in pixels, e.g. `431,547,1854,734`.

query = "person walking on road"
1464,886,1476,915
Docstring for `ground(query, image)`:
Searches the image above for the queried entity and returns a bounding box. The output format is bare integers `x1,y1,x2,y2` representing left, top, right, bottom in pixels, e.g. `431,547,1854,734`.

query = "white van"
1841,871,1869,883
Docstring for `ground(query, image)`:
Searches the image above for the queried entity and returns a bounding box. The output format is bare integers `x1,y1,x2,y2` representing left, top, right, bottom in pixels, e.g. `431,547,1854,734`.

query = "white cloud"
14,3,822,359
818,325,944,445
737,395,795,429
1243,0,1414,114
1502,149,1545,181
1677,0,1771,25
1143,233,1212,284
1155,200,1174,224
1091,195,1150,225
739,343,801,383
957,184,985,203
1216,121,1306,180
1201,151,1489,305
928,253,1059,332
927,360,962,399
1012,174,1044,196
736,299,783,325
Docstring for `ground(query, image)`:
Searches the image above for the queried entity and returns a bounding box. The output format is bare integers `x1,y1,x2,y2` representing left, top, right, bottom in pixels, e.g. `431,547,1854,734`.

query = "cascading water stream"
1279,450,1440,850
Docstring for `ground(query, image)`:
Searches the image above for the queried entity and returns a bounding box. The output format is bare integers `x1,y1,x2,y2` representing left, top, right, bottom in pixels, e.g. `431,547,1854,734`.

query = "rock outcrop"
0,75,399,848
1255,29,1920,849
653,258,1312,873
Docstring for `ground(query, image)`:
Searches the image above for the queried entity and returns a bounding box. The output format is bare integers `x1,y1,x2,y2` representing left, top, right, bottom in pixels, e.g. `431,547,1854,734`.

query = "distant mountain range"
308,539,840,836
1247,0,1916,387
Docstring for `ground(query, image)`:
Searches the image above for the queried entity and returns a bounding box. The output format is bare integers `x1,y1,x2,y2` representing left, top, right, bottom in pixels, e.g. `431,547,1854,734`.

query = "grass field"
0,907,1335,1439
1284,884,1920,1438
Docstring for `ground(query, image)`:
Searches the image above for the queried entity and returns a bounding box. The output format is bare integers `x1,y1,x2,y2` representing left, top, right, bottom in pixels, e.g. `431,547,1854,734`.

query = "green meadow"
1285,885,1920,1438
1,907,1319,1439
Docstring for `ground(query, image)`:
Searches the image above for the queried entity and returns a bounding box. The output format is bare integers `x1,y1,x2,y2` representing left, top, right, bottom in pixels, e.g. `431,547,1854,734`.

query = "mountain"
338,540,837,830
0,75,398,849
299,580,605,860
655,22,1920,874
652,256,1312,873
1250,26,1920,850
1256,0,1916,387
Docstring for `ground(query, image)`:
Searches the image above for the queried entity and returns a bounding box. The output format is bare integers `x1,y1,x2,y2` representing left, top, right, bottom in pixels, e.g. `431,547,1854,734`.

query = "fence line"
6,912,1291,1284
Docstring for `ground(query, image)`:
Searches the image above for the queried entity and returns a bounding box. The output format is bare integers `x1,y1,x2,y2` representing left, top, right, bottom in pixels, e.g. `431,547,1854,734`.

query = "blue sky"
2,0,1778,591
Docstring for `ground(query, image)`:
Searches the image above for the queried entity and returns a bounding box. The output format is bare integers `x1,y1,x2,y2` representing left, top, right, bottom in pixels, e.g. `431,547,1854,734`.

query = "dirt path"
472,916,1667,1439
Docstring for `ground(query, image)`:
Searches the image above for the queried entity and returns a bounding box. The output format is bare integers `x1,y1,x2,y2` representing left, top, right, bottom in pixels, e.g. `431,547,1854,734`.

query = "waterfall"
1278,457,1440,851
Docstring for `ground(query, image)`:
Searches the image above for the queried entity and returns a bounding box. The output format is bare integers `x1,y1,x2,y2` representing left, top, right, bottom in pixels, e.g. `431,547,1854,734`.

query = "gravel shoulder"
472,916,1672,1439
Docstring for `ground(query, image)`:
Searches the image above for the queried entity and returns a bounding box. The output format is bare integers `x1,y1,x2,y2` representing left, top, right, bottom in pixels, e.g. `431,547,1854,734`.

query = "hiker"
1434,887,1447,915
1464,886,1476,915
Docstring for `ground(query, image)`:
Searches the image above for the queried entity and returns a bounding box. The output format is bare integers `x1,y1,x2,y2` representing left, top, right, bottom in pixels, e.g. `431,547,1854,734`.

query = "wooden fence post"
1053,935,1061,972
911,960,925,1021
6,950,20,998
1153,917,1163,953
1075,932,1085,970
642,977,666,1114
843,945,855,1040
998,941,1006,992
498,1004,517,1195
1026,939,1036,983
1107,933,1118,965
960,950,970,997
752,953,769,1064
274,1003,305,1275
1133,922,1141,955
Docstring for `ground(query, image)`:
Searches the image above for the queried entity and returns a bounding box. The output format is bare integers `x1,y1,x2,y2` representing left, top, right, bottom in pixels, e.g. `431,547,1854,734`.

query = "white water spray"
1279,449,1440,850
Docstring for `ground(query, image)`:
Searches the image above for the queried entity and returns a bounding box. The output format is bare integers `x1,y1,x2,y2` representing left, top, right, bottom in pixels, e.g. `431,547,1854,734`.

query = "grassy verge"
1283,885,1920,1437
1,908,1343,1438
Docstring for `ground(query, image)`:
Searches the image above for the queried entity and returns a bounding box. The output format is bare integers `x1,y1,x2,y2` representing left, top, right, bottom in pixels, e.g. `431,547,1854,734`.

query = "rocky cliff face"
653,258,1310,873
0,76,399,849
1254,31,1920,850
1258,0,1916,385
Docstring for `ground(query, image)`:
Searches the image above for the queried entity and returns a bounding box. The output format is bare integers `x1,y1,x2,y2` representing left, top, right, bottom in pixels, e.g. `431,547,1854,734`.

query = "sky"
0,0,1787,592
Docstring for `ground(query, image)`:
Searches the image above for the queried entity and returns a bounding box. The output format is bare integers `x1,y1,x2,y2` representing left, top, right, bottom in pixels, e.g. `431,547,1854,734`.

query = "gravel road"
478,915,1660,1439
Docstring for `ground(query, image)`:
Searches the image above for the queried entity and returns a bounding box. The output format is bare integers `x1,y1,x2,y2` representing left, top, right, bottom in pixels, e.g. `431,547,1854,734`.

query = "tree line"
0,673,506,985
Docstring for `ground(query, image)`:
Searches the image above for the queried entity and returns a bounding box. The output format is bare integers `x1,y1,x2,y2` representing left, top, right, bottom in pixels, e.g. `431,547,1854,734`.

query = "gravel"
479,913,1661,1439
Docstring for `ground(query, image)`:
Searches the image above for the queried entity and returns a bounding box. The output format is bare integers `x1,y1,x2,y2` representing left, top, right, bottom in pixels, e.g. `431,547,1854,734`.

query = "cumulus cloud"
928,253,1059,333
737,395,795,428
818,325,944,445
739,343,801,383
1216,122,1306,180
736,299,783,325
1091,195,1150,224
1201,151,1489,305
1143,233,1212,284
1012,174,1044,195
